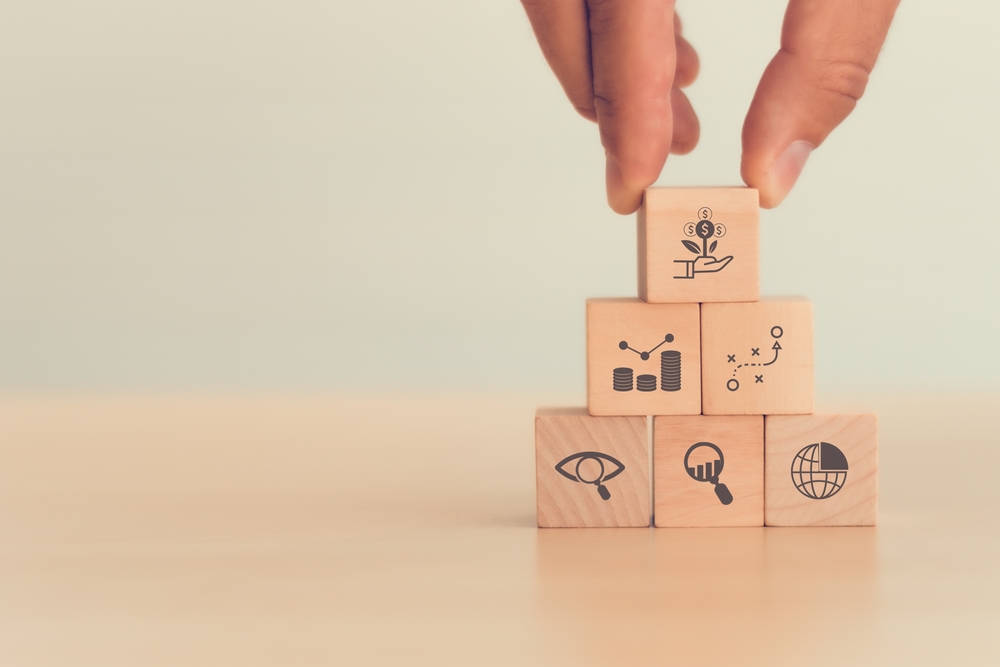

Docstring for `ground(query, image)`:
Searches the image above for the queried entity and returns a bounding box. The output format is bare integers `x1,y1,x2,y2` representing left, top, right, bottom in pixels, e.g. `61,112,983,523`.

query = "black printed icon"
613,367,634,392
636,374,658,391
619,334,674,361
684,442,733,505
726,325,783,392
555,451,625,500
613,334,681,392
675,207,733,279
791,442,848,500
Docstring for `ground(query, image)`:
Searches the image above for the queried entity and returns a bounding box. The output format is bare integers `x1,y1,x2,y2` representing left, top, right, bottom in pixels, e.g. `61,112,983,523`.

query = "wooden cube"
653,415,763,527
535,408,649,528
764,414,877,526
701,297,813,415
587,298,701,416
638,187,759,303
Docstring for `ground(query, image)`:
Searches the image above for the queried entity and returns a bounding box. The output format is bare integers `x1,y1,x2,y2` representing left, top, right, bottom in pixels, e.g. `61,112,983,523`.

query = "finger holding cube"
639,187,759,304
536,186,877,530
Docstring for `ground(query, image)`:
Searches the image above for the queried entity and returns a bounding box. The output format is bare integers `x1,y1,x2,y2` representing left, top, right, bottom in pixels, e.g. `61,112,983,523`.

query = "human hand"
673,254,734,279
520,0,900,213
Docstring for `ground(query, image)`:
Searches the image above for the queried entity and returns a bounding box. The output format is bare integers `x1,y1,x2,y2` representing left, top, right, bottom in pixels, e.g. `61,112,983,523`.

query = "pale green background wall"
1,1,996,391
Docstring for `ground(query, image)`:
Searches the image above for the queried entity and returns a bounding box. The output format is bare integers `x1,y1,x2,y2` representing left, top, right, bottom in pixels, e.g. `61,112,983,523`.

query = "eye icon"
554,451,625,501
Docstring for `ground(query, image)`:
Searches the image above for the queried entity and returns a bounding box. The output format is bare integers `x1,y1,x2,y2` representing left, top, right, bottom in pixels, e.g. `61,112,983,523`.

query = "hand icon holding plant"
674,208,733,280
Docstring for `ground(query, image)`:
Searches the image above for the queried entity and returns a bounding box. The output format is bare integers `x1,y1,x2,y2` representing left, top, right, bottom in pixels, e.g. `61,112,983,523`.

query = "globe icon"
790,442,849,500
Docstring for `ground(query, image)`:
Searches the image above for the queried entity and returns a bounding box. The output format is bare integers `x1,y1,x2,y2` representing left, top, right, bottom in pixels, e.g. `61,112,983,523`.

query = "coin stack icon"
612,367,634,392
636,374,658,392
660,350,681,392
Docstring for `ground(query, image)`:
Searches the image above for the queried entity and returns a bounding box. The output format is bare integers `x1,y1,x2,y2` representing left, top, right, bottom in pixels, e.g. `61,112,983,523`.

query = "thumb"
741,0,899,208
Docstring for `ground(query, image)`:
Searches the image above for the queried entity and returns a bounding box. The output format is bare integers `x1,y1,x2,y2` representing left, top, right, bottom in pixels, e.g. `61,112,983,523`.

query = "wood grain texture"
765,414,878,526
702,298,814,415
4,393,1000,664
654,415,763,527
638,187,759,303
536,408,649,528
587,298,701,416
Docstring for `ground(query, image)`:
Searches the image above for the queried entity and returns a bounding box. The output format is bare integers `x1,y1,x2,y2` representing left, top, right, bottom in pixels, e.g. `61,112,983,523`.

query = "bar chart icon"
683,442,733,505
688,458,722,482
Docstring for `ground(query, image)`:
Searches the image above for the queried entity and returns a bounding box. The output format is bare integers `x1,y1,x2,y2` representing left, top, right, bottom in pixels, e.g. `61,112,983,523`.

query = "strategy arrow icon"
763,340,781,366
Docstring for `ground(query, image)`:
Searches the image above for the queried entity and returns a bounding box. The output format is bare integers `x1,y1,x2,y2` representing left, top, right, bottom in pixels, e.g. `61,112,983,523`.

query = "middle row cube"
587,297,814,416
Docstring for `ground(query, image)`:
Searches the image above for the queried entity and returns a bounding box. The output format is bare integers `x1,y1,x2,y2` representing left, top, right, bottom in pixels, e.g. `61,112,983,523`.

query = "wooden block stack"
536,188,878,528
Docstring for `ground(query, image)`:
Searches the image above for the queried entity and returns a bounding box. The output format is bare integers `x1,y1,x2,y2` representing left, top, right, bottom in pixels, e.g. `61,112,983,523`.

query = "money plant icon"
674,207,733,279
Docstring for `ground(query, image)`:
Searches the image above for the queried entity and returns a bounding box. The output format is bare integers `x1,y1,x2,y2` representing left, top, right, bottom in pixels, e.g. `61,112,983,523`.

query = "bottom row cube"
535,409,877,528
535,408,650,528
654,414,763,527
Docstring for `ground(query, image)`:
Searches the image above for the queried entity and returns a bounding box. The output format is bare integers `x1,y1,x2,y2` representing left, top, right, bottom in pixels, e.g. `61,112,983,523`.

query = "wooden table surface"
1,392,997,666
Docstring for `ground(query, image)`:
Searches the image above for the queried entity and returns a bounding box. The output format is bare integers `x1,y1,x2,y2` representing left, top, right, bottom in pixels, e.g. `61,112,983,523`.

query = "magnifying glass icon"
575,455,611,500
684,442,733,505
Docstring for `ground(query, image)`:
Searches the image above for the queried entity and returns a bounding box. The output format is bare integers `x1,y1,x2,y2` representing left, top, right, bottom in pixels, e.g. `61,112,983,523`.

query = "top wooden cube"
638,187,759,303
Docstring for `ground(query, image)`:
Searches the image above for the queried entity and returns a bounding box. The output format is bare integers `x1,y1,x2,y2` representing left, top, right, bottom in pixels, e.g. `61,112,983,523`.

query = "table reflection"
536,527,877,665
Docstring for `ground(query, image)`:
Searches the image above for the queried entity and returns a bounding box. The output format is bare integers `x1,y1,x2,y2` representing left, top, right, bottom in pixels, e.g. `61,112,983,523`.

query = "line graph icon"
618,334,674,360
613,334,681,392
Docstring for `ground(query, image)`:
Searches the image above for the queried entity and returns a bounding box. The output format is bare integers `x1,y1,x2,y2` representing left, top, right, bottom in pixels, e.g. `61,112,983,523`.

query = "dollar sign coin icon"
696,220,715,239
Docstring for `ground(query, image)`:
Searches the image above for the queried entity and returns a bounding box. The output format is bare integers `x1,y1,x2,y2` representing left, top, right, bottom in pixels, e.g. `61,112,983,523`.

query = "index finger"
521,0,596,121
589,0,677,214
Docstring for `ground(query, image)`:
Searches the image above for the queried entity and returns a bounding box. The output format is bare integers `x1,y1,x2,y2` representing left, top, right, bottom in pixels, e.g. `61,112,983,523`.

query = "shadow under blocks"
535,187,877,527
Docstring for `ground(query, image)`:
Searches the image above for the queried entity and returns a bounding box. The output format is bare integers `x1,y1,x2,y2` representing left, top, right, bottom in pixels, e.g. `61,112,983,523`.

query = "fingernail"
765,140,813,207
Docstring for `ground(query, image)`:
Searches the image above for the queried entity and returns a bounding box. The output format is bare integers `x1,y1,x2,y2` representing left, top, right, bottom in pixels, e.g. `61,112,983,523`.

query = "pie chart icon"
791,442,849,500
